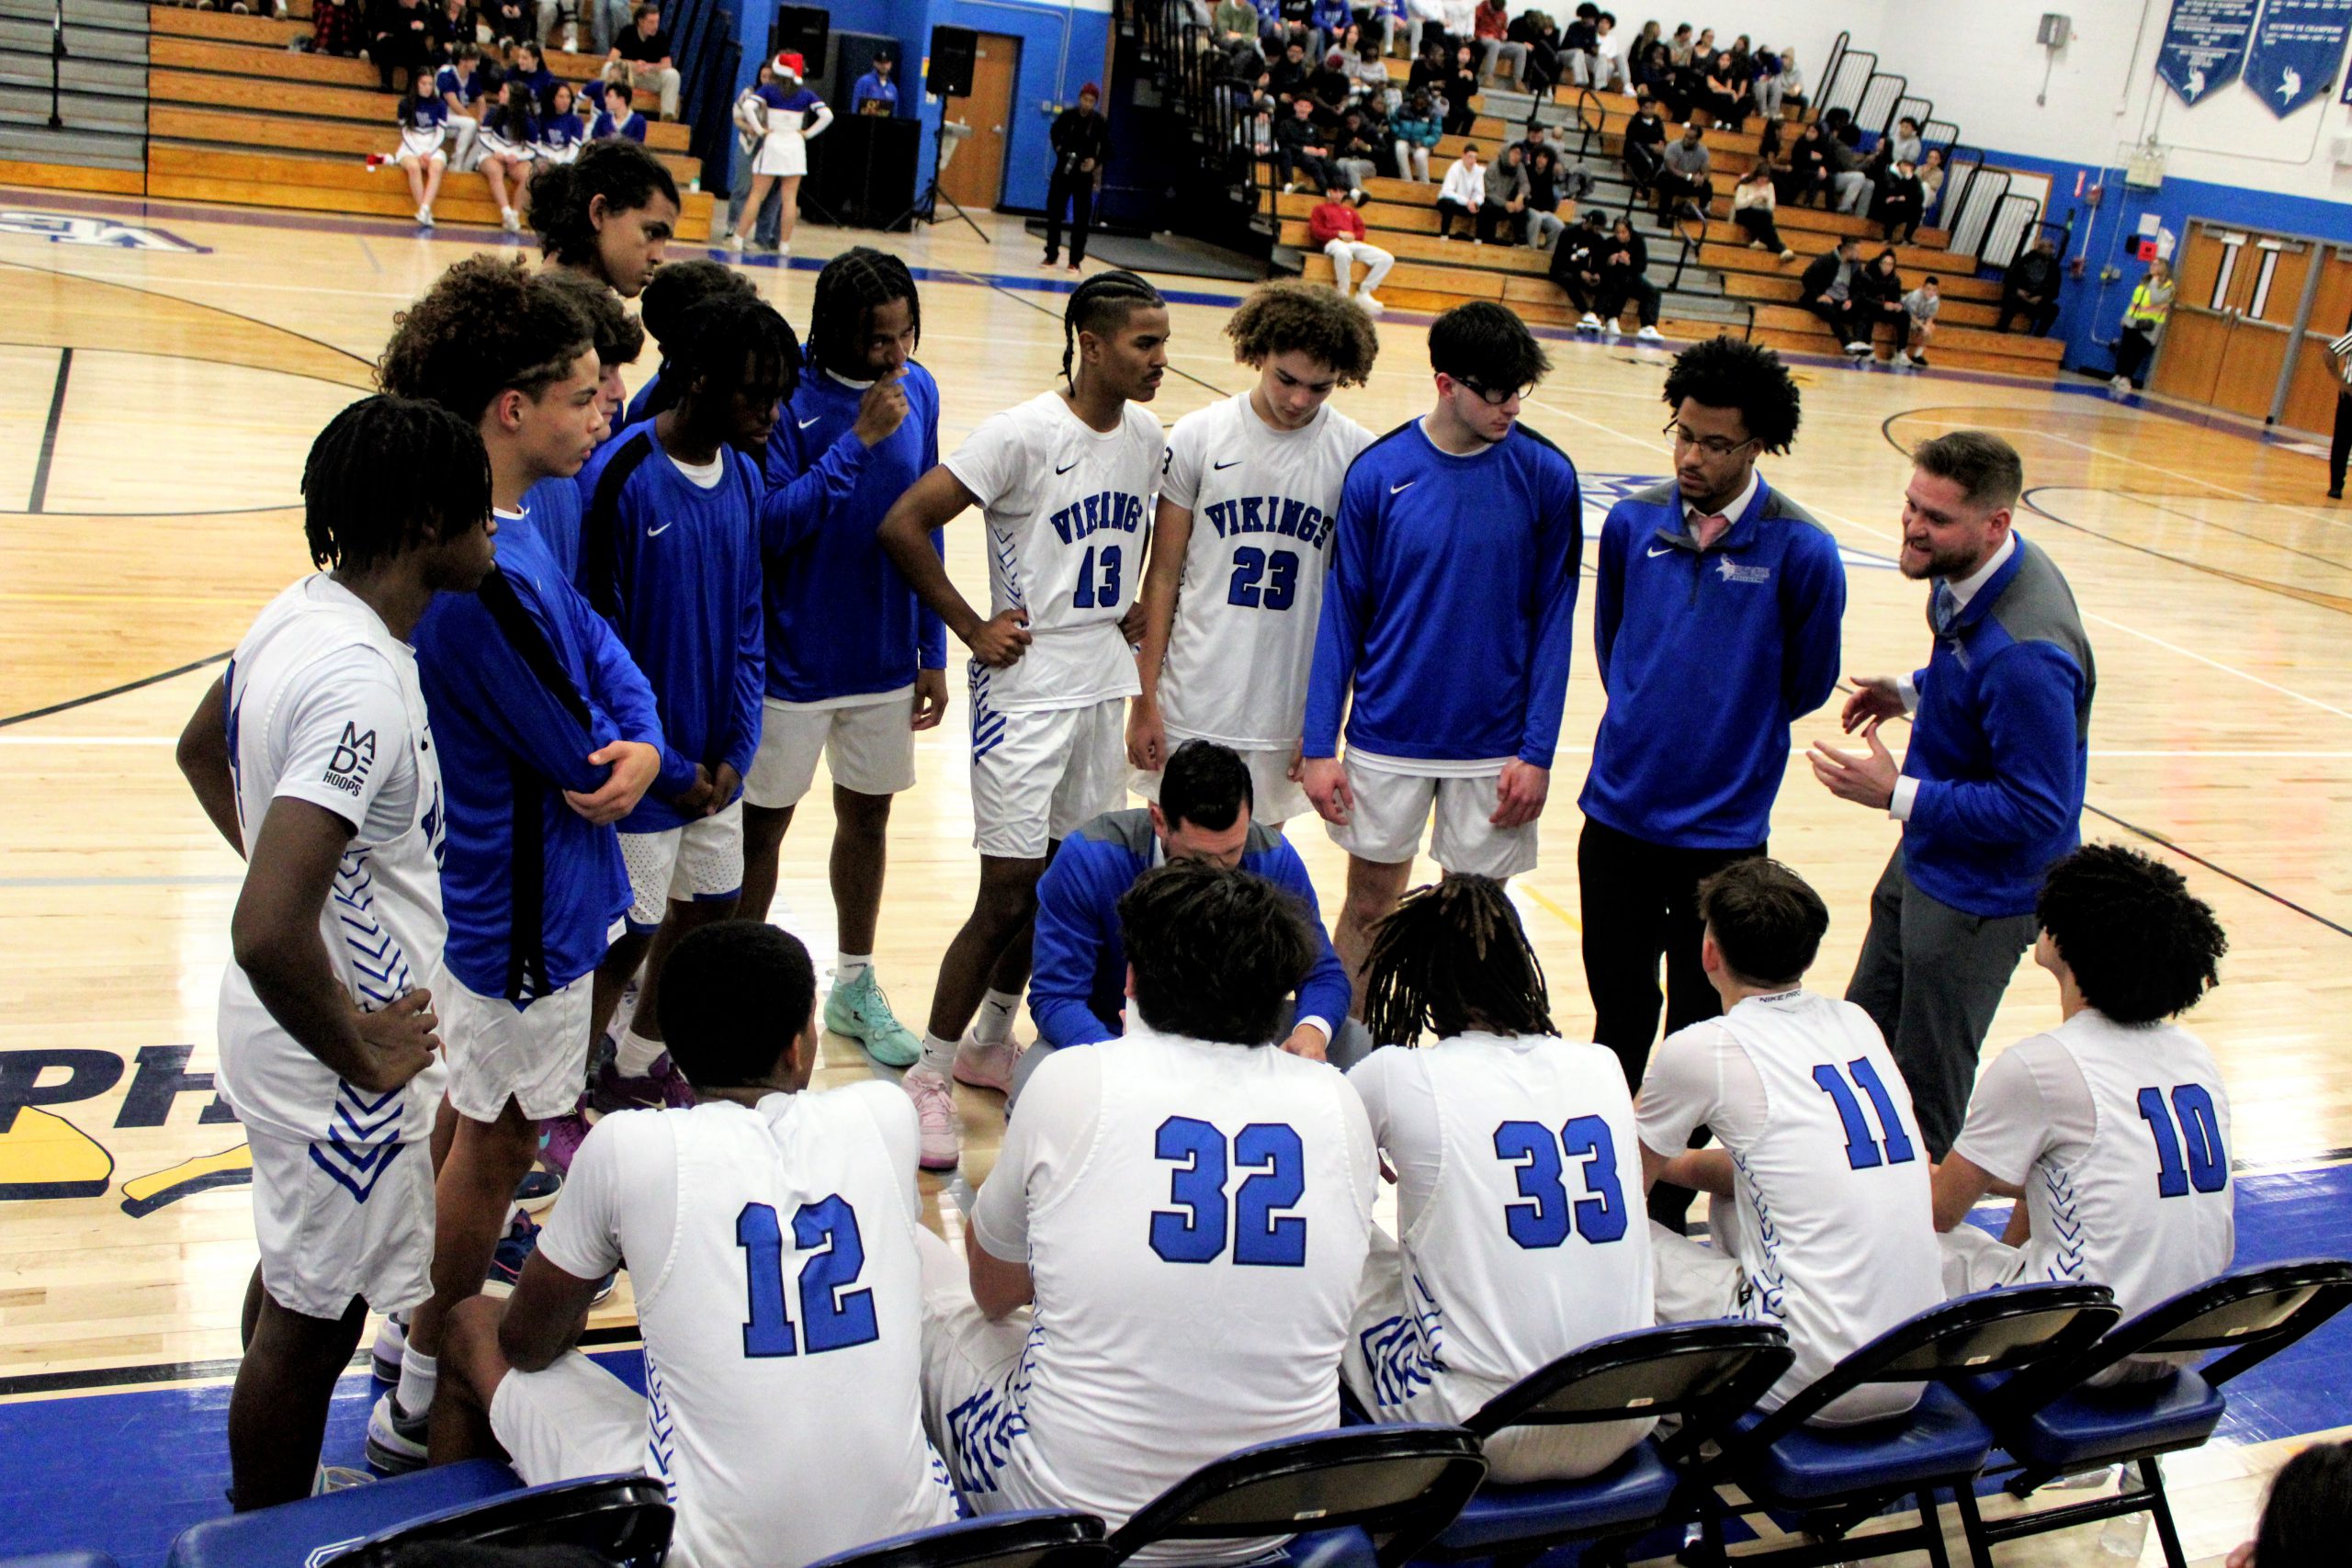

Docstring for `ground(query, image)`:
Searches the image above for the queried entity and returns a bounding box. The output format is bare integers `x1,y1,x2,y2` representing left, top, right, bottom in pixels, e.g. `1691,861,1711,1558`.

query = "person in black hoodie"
1442,43,1480,135
1781,119,1833,208
1550,209,1609,321
1620,96,1667,200
1597,216,1662,340
1853,249,1915,359
1799,235,1869,353
1998,235,2063,335
1043,84,1109,271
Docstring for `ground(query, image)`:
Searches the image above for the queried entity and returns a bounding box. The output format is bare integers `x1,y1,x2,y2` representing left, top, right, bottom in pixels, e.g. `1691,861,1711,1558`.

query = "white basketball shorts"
444,974,596,1123
1132,736,1309,828
620,800,745,930
248,1119,434,1322
744,690,918,809
1329,755,1537,877
969,689,1125,861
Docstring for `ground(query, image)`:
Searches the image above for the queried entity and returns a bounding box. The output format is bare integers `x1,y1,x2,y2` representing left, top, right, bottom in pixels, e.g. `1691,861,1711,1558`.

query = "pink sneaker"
952,1034,1019,1096
904,1066,959,1170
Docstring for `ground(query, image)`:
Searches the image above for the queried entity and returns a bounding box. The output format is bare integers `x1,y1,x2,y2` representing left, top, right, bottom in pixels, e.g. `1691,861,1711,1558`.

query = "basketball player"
1343,875,1654,1482
1128,281,1378,827
1638,858,1942,1423
741,251,946,1070
1301,302,1582,998
622,259,758,428
526,272,647,583
173,396,495,1508
427,921,960,1564
920,860,1375,1559
576,296,793,1110
364,258,668,1472
528,138,678,299
876,271,1169,1168
1933,844,2233,1352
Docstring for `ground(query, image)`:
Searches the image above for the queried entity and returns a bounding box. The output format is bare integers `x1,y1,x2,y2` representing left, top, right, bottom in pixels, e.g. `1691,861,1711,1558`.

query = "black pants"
1599,269,1659,327
1732,206,1782,251
1623,141,1662,194
1997,294,2059,335
1579,818,1765,1230
1044,166,1094,265
1554,267,1600,312
1864,299,1914,351
1435,195,1475,238
1652,167,1705,218
1476,199,1523,243
2333,388,2352,494
2113,324,2156,385
1808,297,1860,344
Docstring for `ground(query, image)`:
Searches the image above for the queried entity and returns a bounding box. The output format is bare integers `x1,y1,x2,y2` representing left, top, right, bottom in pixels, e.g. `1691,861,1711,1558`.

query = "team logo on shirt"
1716,558,1771,585
1198,494,1335,550
1047,491,1146,544
322,723,376,796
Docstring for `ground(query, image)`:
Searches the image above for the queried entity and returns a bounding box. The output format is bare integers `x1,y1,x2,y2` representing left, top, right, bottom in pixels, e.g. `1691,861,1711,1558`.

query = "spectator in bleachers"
432,0,480,61
1879,116,1924,174
1800,234,1870,354
369,0,437,91
506,40,555,103
1902,275,1939,368
1621,93,1666,197
1309,48,1355,116
312,0,364,58
1589,11,1625,89
1699,50,1746,130
1559,3,1598,68
1510,8,1562,93
1773,46,1804,115
609,3,680,119
1666,21,1693,65
1270,38,1313,99
480,0,530,47
1471,0,1525,85
1550,207,1608,322
1277,0,1318,52
1731,164,1793,261
1276,94,1338,192
1875,158,1923,245
1345,39,1396,107
1329,107,1382,200
1725,33,1751,83
1597,214,1663,340
1828,130,1871,215
1781,118,1832,207
1477,140,1531,243
592,79,647,141
1855,249,1917,361
1692,25,1714,57
1214,0,1260,49
437,42,486,169
1653,120,1709,222
1521,146,1583,249
1750,43,1785,121
478,77,539,231
392,70,451,226
2110,257,2172,392
535,80,585,163
1389,86,1440,178
1406,32,1449,97
1442,42,1479,132
1631,41,1672,107
1311,0,1353,48
1311,187,1395,310
1916,146,1946,220
1998,234,2063,335
1433,141,1483,239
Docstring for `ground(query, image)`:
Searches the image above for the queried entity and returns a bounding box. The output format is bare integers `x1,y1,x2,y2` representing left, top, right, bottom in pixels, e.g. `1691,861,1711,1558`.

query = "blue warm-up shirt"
622,365,665,429
1029,808,1352,1049
759,363,947,702
577,421,766,832
1304,419,1582,767
522,474,584,583
413,513,663,1000
1581,477,1846,850
1901,531,2095,918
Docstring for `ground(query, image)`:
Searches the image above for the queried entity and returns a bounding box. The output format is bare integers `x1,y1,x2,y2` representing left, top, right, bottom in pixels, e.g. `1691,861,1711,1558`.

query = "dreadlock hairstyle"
1060,269,1165,387
527,139,678,266
1360,875,1555,1046
807,247,922,378
1224,279,1379,386
1660,334,1802,454
301,394,491,574
2036,843,2227,1024
666,292,803,414
539,268,646,368
637,259,758,358
379,255,594,422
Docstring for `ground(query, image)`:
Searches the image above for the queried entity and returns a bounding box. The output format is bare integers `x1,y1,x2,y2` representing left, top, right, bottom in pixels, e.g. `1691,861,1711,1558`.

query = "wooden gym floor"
0,188,2348,1564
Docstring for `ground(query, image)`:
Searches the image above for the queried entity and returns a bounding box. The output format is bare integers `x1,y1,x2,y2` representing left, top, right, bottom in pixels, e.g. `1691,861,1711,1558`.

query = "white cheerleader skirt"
752,124,808,176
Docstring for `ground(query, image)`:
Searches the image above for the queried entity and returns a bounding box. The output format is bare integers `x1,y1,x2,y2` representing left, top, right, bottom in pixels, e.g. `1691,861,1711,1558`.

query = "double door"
2153,220,2352,436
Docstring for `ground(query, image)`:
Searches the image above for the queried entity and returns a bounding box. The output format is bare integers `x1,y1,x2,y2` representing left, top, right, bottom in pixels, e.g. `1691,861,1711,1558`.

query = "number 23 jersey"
943,390,1163,713
1157,392,1374,750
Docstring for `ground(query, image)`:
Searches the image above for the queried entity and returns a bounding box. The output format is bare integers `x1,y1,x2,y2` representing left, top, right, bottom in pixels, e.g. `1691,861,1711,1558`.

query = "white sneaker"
1602,324,1620,343
1577,311,1600,331
416,206,434,228
501,207,518,232
1895,350,1916,367
1844,340,1871,355
904,1066,958,1170
2110,374,2130,392
953,1034,1019,1095
562,21,577,50
1357,292,1385,316
775,242,790,258
369,1313,407,1383
364,1389,429,1474
1636,325,1664,341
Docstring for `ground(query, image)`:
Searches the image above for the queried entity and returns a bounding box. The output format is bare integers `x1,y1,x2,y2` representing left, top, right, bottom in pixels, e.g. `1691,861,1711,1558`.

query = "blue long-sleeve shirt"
413,516,664,1000
1902,532,2095,918
576,421,766,832
622,365,665,429
760,363,947,702
523,473,584,582
1580,477,1845,850
1029,808,1352,1049
1304,419,1582,767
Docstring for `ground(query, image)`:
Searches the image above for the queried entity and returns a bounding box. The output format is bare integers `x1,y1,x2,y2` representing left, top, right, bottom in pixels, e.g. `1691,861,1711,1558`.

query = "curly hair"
527,139,678,266
538,268,647,369
637,259,758,356
1117,860,1317,1045
378,255,594,421
302,395,491,574
1661,334,1802,454
1361,875,1555,1045
2037,844,2227,1024
1224,280,1379,386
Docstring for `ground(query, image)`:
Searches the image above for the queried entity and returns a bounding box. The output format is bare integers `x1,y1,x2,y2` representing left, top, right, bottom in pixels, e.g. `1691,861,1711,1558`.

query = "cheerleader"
534,82,585,165
392,72,450,227
734,50,831,255
478,78,538,231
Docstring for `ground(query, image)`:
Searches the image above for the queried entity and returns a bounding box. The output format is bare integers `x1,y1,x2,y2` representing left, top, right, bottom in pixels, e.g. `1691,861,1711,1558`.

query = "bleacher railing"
1127,0,1262,221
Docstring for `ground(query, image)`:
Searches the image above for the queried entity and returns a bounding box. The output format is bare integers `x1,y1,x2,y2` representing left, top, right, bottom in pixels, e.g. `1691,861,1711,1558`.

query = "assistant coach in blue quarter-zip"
1811,429,2095,1160
1579,337,1845,1232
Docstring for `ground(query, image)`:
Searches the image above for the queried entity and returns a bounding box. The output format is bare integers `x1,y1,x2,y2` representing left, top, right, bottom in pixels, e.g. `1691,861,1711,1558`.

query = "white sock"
918,1032,958,1080
974,989,1021,1046
836,953,873,985
395,1346,437,1418
616,1025,663,1077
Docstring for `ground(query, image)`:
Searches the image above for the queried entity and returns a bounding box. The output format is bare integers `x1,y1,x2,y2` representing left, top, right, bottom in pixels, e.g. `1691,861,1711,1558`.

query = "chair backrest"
334,1475,672,1568
802,1511,1112,1568
1102,1426,1486,1568
1463,1320,1792,1445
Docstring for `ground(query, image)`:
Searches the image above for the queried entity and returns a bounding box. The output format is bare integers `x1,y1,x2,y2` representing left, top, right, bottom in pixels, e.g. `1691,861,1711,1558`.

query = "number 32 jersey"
1157,393,1373,750
943,390,1164,713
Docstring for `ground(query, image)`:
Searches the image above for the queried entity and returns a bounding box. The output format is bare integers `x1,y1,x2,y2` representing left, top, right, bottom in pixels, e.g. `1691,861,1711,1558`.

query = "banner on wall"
2157,0,2260,104
2245,0,2352,115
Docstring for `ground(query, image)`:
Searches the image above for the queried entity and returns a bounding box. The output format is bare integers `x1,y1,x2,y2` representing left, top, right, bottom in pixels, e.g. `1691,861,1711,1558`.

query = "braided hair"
1359,875,1555,1046
1060,269,1164,388
808,247,922,378
301,394,491,574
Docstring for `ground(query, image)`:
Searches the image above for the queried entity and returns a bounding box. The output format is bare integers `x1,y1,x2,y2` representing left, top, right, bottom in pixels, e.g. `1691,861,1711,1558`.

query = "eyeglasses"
1455,376,1534,407
1662,420,1758,458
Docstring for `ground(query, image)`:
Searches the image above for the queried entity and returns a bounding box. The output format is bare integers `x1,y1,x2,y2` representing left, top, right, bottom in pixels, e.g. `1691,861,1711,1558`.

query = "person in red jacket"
1310,192,1393,314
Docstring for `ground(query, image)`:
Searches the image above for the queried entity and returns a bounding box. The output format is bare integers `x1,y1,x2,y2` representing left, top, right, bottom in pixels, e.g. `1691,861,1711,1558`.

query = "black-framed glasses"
1662,420,1758,458
1455,376,1534,406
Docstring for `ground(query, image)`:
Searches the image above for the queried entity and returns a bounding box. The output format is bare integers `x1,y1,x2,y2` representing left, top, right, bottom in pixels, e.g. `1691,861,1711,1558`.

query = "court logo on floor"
0,210,210,253
0,1044,247,1214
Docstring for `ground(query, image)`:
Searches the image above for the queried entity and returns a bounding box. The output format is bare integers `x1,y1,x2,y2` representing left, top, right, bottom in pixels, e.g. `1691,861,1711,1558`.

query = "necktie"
1692,512,1730,550
1931,580,1961,637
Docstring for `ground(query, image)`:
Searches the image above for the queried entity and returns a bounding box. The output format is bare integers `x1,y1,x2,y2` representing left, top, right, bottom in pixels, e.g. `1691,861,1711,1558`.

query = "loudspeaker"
770,5,831,69
808,114,921,229
927,25,978,98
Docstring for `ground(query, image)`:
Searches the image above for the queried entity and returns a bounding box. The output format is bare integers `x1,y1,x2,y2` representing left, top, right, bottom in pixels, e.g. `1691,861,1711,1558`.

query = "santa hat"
773,51,805,79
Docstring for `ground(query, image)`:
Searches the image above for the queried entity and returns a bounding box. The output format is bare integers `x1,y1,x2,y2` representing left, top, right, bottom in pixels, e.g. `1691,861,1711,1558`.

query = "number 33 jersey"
943,391,1164,713
1156,393,1374,750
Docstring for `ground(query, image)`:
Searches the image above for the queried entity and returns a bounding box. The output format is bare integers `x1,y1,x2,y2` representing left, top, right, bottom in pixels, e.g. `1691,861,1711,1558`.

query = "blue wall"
1963,145,2352,381
725,0,1110,210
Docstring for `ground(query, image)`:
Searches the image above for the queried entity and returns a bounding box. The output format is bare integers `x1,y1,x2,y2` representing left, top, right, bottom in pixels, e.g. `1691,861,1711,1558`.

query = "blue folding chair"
803,1511,1112,1568
1101,1426,1487,1568
332,1475,670,1568
1952,1257,2352,1568
167,1460,526,1568
1416,1321,1792,1567
0,1553,122,1568
1685,1282,2120,1568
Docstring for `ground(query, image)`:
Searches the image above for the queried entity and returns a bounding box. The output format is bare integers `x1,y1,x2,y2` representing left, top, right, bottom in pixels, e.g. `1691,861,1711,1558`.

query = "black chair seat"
1728,1385,1994,1506
800,1509,1110,1568
1430,1439,1678,1549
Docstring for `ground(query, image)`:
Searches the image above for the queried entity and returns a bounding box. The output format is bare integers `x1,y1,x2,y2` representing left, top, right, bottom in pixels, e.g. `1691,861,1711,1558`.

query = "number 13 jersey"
943,390,1163,713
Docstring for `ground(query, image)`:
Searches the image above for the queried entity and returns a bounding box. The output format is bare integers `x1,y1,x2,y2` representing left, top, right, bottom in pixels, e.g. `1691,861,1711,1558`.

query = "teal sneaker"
825,968,922,1067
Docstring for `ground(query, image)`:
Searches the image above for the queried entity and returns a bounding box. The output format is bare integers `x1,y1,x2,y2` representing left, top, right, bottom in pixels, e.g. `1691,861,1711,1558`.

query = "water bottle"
2096,1511,2150,1559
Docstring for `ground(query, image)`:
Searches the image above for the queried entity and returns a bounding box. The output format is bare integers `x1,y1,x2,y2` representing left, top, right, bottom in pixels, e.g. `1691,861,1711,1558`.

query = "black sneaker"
365,1390,429,1474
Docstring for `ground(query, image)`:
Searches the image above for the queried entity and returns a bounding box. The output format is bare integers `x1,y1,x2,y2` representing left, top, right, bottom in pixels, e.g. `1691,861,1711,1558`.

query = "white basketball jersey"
628,1089,957,1568
943,390,1162,713
1155,392,1373,749
215,576,448,1145
1352,1034,1653,1420
1712,992,1944,1421
2018,1012,2235,1321
991,1030,1375,1563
